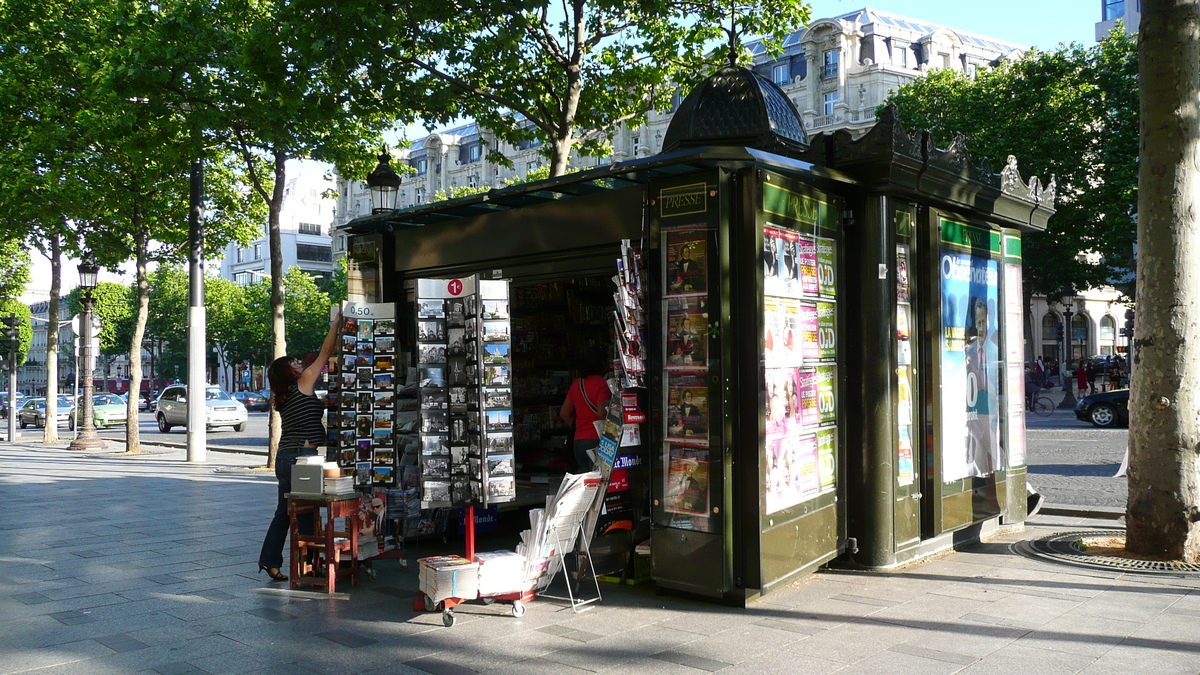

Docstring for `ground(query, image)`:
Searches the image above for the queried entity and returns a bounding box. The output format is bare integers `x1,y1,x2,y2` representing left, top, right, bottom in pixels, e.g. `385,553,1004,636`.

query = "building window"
528,161,540,173
235,247,244,263
895,43,908,68
415,187,425,204
1041,313,1060,341
821,49,839,80
298,222,322,235
469,144,482,163
234,272,253,286
468,174,479,188
415,159,427,175
253,243,261,260
1103,0,1124,20
772,63,790,86
823,92,838,116
296,244,332,262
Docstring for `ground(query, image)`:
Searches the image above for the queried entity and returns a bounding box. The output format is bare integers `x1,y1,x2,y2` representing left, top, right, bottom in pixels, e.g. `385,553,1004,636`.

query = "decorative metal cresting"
1013,530,1200,575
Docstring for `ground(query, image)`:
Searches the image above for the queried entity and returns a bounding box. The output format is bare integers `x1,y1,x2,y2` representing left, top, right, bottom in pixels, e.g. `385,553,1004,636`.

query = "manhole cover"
1013,529,1200,576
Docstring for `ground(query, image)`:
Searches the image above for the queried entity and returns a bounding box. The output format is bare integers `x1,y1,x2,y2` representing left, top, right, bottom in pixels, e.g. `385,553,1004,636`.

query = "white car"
154,384,248,432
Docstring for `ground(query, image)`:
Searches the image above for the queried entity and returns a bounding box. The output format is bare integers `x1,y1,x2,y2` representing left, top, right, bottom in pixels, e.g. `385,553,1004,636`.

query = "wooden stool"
286,493,360,593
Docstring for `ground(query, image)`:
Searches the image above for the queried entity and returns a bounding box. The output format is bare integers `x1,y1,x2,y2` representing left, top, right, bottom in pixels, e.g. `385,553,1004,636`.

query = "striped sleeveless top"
279,383,326,450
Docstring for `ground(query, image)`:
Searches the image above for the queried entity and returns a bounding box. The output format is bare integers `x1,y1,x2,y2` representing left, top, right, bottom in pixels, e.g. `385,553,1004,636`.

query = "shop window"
296,244,332,262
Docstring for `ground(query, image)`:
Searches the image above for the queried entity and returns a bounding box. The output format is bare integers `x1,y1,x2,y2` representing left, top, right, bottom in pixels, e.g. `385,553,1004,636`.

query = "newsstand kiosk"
338,65,1055,605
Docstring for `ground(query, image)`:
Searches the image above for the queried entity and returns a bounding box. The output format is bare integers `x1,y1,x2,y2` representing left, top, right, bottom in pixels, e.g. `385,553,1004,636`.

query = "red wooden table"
287,493,359,593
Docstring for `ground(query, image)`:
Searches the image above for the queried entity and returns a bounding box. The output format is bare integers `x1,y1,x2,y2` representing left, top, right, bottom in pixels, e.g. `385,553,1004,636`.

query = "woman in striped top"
257,310,343,581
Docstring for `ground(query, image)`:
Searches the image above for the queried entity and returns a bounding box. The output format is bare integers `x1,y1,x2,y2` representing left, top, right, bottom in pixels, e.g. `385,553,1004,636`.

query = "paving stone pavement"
1024,389,1129,511
3,441,1198,674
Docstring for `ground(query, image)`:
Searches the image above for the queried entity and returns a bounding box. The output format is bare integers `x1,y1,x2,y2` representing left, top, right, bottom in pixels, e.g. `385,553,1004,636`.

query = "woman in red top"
560,347,612,472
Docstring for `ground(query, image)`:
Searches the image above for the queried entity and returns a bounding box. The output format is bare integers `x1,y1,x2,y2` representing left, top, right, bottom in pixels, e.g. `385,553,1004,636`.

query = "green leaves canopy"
884,29,1139,300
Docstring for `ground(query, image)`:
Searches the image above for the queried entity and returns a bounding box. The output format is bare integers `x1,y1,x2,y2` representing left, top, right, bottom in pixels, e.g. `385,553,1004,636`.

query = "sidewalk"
2,442,1198,674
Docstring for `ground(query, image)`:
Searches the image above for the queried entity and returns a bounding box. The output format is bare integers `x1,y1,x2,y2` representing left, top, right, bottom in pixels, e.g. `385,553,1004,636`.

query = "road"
9,397,1128,509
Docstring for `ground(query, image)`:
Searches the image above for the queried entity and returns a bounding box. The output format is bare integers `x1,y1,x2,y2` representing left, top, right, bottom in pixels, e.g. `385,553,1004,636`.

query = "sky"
24,0,1102,302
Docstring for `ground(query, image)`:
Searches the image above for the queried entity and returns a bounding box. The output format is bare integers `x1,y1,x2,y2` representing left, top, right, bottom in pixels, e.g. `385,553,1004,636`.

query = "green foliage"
65,282,135,357
362,0,812,175
0,242,31,302
283,268,335,357
883,28,1139,299
0,299,33,366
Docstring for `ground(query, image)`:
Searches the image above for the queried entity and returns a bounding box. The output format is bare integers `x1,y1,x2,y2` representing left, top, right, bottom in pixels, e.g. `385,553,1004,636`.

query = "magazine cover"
666,296,707,368
664,452,709,516
665,230,707,294
666,375,708,443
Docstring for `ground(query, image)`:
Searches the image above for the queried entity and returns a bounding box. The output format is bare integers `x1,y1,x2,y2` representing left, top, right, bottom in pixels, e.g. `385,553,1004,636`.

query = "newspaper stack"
418,555,480,602
323,476,354,494
475,550,527,596
516,471,603,592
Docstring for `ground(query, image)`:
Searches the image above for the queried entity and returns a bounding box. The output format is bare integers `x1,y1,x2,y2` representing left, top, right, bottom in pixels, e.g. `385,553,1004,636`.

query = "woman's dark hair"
581,346,609,378
268,355,301,412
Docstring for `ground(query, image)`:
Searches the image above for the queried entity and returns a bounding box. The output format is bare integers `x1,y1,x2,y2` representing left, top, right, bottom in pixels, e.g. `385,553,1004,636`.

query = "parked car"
17,396,71,429
1074,388,1130,428
231,391,269,412
155,384,247,432
68,393,129,430
0,391,25,417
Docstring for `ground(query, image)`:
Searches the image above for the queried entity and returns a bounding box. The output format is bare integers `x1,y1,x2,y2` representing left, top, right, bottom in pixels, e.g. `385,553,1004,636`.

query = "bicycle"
1027,395,1055,417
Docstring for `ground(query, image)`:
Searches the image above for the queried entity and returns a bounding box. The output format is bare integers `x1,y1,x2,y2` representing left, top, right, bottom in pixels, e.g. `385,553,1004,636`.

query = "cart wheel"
399,558,409,569
481,597,495,605
423,594,436,612
511,601,526,618
365,567,378,581
442,610,456,627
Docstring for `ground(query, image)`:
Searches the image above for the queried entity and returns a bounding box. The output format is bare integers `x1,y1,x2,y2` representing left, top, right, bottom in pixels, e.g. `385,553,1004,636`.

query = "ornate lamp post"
367,149,401,214
1058,293,1079,410
69,256,106,451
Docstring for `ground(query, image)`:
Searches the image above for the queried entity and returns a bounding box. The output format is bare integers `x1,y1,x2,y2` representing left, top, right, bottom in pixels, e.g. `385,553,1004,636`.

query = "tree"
883,30,1139,360
1126,0,1200,563
367,0,811,176
66,282,135,392
111,0,403,466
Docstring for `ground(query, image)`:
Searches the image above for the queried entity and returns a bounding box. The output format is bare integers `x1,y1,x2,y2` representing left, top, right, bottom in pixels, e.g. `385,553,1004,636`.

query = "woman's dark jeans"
573,438,600,474
258,449,316,570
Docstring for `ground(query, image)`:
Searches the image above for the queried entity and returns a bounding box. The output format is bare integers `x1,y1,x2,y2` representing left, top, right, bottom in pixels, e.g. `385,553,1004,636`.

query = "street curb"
5,437,266,457
1039,503,1125,521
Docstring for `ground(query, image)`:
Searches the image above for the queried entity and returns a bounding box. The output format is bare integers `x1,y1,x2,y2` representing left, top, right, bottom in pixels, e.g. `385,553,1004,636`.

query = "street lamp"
69,255,106,451
367,149,401,214
1058,293,1079,410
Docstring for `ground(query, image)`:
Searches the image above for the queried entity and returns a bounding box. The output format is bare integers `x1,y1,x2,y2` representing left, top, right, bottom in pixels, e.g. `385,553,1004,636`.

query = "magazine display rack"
418,472,604,626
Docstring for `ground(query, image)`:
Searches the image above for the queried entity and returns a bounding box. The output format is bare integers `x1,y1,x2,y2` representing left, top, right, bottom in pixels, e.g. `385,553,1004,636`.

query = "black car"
1074,388,1129,428
231,391,270,412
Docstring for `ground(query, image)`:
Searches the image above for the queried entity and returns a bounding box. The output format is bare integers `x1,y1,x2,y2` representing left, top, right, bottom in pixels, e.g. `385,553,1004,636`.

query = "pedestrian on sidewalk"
257,309,343,582
1076,360,1088,396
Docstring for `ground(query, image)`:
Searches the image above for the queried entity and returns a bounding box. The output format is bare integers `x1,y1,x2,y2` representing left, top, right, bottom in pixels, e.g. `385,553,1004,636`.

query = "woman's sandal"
258,565,288,582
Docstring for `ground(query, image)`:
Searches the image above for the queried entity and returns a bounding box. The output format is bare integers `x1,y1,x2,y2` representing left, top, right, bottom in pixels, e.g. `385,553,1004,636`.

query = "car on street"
155,384,248,432
1075,388,1130,428
17,396,72,429
1,392,25,417
68,393,129,430
231,391,269,412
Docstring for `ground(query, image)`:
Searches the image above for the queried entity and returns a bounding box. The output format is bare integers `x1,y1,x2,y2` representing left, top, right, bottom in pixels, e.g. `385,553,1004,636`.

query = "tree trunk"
126,223,149,453
42,234,62,444
266,148,289,469
1127,0,1200,563
549,1,585,178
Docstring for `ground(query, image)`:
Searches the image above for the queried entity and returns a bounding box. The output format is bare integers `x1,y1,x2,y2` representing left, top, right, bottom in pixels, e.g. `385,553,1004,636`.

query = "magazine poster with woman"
940,251,1001,481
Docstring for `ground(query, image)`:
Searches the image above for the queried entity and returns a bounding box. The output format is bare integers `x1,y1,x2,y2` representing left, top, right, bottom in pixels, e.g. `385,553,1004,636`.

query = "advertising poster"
765,433,820,513
666,297,708,368
666,230,707,294
764,226,805,297
817,427,837,493
798,303,820,362
666,375,708,444
798,236,819,296
817,302,837,361
940,250,1001,481
1004,262,1027,468
816,365,836,426
797,369,819,428
898,426,914,486
765,367,800,432
816,237,837,298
